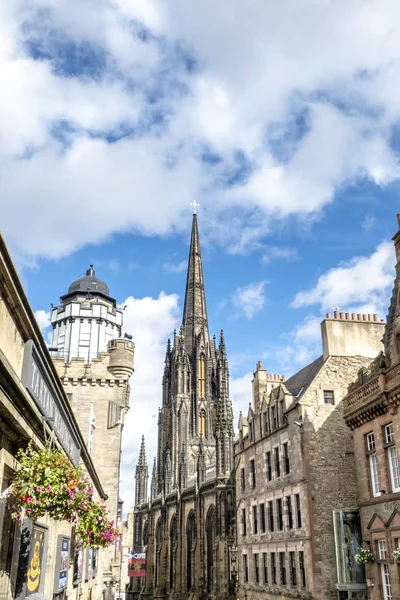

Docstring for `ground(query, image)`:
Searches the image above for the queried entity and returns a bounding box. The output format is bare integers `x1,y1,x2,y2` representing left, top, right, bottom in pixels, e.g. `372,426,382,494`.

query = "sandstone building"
343,214,400,600
133,213,236,600
235,313,385,600
0,234,106,600
50,266,135,589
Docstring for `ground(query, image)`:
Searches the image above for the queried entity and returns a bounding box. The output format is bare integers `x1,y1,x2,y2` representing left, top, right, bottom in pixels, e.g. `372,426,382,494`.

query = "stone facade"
344,214,400,600
235,313,385,600
0,233,107,600
50,266,135,587
133,214,236,600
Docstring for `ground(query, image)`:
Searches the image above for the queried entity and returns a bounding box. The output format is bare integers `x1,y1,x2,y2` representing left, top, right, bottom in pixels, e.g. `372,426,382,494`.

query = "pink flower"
45,486,51,492
27,497,32,504
27,508,32,514
36,499,40,504
36,487,42,492
15,515,21,521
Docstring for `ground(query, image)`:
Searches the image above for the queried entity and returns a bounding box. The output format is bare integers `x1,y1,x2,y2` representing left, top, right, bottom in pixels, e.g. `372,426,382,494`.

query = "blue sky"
2,0,400,508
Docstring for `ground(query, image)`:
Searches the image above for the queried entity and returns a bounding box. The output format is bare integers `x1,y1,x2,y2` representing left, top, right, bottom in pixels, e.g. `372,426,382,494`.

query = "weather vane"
190,200,200,214
334,305,341,312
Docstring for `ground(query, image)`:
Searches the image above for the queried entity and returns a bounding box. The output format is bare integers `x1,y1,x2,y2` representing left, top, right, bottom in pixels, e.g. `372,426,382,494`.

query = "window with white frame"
385,424,394,444
366,432,375,451
378,540,387,560
381,564,392,600
384,423,400,493
366,432,380,497
369,454,381,497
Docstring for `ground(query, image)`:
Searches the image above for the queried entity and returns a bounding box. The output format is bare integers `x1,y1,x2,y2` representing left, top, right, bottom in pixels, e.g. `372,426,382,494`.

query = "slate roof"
284,355,324,400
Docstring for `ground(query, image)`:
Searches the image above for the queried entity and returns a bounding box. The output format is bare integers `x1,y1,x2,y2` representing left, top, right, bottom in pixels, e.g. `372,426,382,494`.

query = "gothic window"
142,521,149,547
169,515,178,590
199,355,206,398
186,512,197,591
206,506,216,593
155,518,162,590
199,409,206,437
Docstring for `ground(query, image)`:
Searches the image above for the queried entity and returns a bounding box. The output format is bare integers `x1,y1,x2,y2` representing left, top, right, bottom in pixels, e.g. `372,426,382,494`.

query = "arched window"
206,506,216,593
155,518,162,590
169,515,178,590
186,512,197,591
198,355,206,398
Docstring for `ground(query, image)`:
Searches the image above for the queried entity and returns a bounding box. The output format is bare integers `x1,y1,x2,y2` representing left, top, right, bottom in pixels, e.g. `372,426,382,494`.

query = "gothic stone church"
133,214,236,600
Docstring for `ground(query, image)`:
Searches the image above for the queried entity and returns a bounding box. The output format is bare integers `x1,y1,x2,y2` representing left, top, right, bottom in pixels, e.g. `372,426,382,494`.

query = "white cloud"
163,259,187,273
232,281,267,320
276,315,322,372
230,373,253,429
119,292,180,510
34,309,51,331
261,246,298,264
292,241,394,317
1,1,400,259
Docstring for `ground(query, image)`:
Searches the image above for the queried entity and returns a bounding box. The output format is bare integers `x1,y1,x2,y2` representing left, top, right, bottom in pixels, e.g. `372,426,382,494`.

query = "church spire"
182,213,209,357
135,435,149,505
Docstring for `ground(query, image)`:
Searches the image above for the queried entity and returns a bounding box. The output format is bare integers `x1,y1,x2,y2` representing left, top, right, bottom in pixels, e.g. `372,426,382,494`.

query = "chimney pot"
351,313,356,320
345,313,350,320
368,314,372,321
373,314,378,321
362,314,367,321
357,314,361,320
334,311,339,318
257,361,263,370
326,312,331,319
339,312,344,319
397,213,400,228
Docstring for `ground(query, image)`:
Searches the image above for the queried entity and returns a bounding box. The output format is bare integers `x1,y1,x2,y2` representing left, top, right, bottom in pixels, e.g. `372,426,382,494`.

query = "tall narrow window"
249,421,254,442
199,356,206,398
199,409,206,436
272,406,277,430
243,554,248,583
286,496,293,529
254,553,259,583
266,452,272,481
277,498,283,530
299,551,306,587
369,452,381,497
290,552,297,586
379,540,392,600
279,552,286,585
260,503,266,533
384,424,400,493
295,494,302,528
271,553,276,584
262,552,268,583
241,468,246,493
268,501,274,532
274,447,280,478
242,508,246,536
250,459,256,488
283,442,290,474
252,505,258,534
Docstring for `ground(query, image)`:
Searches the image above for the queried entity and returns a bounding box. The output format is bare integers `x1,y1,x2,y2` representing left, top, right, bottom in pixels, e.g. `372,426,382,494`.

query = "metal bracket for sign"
42,416,56,447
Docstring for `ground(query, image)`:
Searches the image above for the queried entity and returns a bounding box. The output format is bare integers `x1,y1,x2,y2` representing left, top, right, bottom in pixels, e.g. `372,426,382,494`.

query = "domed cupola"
61,265,115,305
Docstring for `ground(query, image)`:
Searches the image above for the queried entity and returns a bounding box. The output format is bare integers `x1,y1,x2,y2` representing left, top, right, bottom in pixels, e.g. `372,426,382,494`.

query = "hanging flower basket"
354,547,375,565
9,441,92,523
392,549,400,561
75,502,120,548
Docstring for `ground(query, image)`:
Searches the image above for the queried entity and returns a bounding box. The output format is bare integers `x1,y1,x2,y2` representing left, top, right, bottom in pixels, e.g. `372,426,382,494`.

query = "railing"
344,363,400,417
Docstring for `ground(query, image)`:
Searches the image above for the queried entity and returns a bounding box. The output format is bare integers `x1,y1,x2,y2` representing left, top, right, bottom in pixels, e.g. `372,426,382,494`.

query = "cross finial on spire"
190,200,200,214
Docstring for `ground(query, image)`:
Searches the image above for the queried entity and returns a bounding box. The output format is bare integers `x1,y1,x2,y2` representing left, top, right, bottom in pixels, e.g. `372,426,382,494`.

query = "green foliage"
75,502,120,548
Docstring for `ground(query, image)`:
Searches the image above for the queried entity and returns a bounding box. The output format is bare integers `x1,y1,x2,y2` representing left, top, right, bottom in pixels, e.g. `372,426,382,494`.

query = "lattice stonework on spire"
135,435,148,505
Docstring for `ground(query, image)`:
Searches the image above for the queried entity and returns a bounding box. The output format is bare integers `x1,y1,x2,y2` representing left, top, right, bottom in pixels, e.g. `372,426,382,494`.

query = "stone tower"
50,266,135,579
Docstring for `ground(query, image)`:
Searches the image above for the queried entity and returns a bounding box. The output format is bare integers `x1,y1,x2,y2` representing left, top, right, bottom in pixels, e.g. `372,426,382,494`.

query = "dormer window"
249,421,254,442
